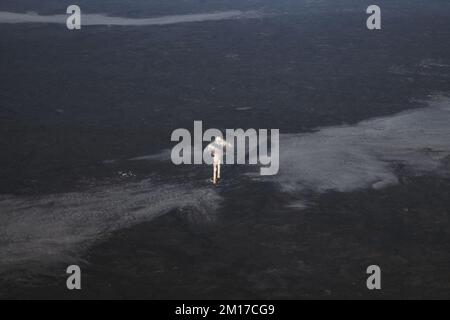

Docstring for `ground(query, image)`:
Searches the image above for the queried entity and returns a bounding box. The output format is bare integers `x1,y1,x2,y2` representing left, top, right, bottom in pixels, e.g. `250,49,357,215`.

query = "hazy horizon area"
2,0,447,17
0,10,263,26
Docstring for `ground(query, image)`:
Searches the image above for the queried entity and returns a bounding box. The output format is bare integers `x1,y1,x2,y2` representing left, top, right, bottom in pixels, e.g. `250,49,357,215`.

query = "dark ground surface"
4,174,450,300
0,0,450,299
